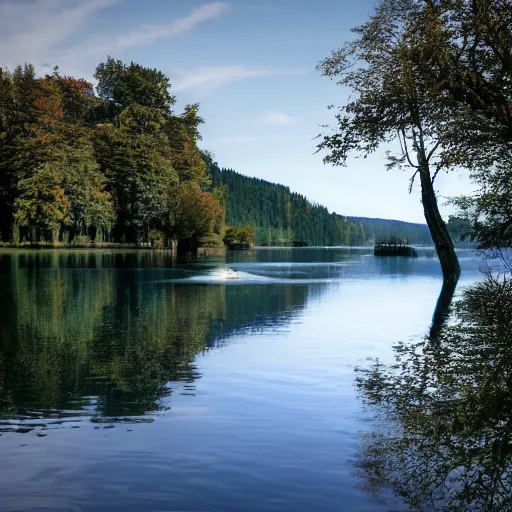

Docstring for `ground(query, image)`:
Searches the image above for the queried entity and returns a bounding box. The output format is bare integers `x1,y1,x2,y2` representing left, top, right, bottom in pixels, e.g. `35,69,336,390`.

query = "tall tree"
93,126,177,243
13,162,70,242
94,56,175,122
61,126,115,240
418,0,512,164
45,69,98,125
317,0,461,284
172,182,224,248
165,103,209,184
410,0,512,269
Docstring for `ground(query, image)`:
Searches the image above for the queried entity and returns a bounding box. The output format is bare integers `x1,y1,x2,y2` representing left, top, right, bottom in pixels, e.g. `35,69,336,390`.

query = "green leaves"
223,225,256,247
172,182,224,245
317,0,442,168
94,56,175,118
0,58,225,246
14,163,70,231
62,129,115,234
118,104,166,136
93,127,178,240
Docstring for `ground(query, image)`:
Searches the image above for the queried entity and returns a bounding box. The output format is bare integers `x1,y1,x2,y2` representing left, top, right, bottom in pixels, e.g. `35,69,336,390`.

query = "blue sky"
0,0,474,223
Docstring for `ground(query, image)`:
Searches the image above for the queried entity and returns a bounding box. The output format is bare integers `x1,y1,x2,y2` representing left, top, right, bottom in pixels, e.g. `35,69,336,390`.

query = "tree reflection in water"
356,276,512,511
0,251,320,429
430,277,458,340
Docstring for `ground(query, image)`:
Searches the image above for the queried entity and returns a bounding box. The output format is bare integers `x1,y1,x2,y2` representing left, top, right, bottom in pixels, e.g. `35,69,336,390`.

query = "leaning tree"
317,0,463,284
420,0,512,270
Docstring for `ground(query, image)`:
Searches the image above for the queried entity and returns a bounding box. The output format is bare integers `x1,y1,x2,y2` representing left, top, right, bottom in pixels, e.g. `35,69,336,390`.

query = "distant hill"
346,216,433,245
210,164,432,247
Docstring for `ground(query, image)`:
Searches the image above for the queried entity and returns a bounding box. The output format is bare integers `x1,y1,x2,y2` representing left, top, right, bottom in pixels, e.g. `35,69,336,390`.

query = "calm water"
0,248,485,511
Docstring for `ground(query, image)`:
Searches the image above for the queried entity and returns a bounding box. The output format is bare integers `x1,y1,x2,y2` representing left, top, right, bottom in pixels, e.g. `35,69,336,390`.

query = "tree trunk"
419,165,461,284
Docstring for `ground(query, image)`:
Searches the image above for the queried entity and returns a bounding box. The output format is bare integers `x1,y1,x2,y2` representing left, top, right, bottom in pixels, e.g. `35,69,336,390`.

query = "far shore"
0,243,226,256
0,243,452,252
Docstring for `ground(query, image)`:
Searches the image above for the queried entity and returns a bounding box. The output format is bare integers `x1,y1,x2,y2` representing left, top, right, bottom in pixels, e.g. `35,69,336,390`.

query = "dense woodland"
0,59,225,250
0,58,487,252
210,164,432,246
0,58,435,250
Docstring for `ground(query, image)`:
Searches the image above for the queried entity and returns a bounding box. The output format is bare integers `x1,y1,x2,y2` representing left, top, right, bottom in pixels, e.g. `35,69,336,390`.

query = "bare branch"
399,127,419,169
409,169,420,194
432,166,442,183
427,140,442,162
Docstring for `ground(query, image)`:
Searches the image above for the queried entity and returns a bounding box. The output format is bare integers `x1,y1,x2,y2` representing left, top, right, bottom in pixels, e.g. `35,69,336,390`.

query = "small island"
374,238,418,257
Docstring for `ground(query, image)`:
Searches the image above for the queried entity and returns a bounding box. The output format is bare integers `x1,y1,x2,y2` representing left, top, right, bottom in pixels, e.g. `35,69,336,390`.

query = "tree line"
210,164,432,246
0,57,435,251
0,58,225,249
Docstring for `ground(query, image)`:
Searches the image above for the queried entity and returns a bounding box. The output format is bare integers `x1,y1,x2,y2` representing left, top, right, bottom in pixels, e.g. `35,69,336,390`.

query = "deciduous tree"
317,0,461,283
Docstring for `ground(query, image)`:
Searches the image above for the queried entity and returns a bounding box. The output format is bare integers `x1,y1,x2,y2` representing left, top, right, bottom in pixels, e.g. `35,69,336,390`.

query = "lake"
0,248,486,511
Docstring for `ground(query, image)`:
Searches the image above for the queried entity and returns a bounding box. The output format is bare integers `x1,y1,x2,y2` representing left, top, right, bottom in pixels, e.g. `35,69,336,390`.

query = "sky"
0,0,476,223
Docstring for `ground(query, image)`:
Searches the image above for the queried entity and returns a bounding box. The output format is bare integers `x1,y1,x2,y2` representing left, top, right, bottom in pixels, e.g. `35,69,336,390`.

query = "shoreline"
0,244,470,252
0,243,227,256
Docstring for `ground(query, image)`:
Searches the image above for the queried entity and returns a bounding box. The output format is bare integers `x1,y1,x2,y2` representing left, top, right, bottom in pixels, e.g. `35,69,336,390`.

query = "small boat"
221,268,240,280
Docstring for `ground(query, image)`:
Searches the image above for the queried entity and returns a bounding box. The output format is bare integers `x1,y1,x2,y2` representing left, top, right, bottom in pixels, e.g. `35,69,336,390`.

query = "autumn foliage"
0,60,225,247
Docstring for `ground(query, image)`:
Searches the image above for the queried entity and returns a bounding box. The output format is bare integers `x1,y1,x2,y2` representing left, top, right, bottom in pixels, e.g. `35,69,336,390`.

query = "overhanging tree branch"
399,126,419,169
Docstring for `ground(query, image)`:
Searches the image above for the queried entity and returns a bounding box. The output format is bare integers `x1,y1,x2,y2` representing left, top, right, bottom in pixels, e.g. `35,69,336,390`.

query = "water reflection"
0,251,322,432
355,277,512,511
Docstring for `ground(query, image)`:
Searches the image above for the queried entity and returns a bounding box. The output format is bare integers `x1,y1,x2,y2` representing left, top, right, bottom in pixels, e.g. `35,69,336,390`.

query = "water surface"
0,248,484,511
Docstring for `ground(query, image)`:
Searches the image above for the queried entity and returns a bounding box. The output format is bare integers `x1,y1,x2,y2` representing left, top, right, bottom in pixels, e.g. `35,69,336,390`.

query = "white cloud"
0,0,119,68
0,1,300,98
172,66,304,92
113,2,229,48
262,111,299,125
0,1,230,79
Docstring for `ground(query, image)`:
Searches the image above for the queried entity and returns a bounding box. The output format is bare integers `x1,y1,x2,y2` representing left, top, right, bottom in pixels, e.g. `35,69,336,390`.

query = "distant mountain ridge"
346,216,432,245
210,164,432,246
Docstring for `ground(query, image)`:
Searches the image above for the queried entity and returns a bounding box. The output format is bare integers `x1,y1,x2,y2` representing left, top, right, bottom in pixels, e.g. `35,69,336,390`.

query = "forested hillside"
210,164,432,246
348,217,433,246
